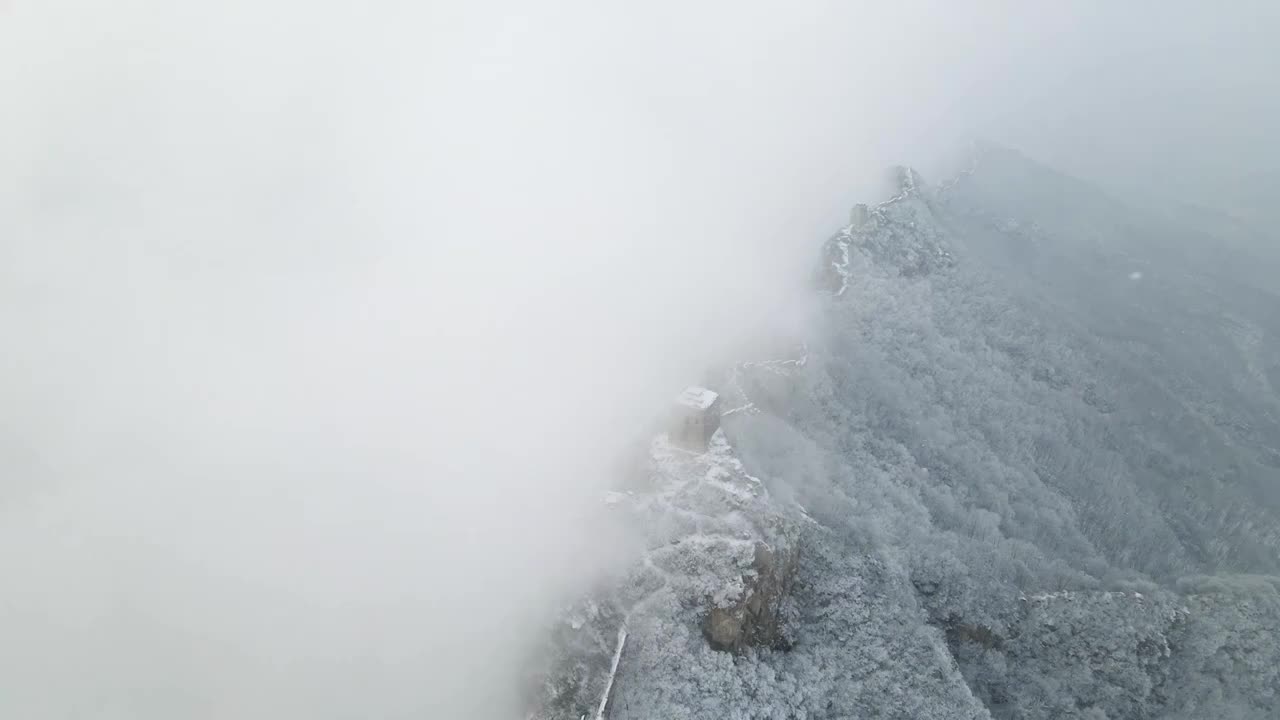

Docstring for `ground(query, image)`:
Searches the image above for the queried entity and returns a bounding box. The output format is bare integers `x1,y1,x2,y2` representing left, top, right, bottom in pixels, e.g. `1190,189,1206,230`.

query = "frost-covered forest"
528,144,1280,719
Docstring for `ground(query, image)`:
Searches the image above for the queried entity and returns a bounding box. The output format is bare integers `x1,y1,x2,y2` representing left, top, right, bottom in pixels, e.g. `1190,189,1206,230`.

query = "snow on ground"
675,386,718,410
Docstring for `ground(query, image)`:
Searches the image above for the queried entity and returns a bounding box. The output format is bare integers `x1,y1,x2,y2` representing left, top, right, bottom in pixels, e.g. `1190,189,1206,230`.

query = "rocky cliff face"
703,535,800,654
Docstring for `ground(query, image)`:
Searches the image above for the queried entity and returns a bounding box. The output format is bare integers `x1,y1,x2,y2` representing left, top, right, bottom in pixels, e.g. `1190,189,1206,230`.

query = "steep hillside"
527,146,1280,719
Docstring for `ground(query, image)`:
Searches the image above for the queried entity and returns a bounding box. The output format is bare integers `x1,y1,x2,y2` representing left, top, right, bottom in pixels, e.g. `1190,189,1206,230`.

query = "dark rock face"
704,541,799,653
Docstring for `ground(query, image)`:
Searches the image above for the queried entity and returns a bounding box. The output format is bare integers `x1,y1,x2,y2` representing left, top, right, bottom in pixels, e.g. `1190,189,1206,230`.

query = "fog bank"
2,1,1276,717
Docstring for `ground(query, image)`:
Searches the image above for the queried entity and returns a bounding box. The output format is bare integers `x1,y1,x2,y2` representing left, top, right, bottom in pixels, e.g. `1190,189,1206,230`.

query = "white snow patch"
676,386,719,410
593,627,628,720
721,402,757,417
706,477,758,502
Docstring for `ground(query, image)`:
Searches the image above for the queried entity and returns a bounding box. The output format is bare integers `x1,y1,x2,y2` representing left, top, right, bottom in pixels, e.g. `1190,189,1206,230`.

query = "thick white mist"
3,1,1274,718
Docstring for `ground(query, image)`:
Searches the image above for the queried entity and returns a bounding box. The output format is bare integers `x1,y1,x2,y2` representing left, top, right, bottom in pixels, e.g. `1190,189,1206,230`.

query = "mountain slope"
529,146,1280,719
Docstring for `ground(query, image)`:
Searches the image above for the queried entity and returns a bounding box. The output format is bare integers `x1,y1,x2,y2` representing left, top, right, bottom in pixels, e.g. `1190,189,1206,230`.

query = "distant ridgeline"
524,143,1280,720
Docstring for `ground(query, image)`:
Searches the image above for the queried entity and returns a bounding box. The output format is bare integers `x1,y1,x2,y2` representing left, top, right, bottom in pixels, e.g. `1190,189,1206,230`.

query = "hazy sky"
1,1,1276,717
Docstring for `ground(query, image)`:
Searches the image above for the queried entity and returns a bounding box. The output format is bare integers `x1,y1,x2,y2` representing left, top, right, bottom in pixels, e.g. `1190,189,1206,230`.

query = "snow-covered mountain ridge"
526,145,1280,719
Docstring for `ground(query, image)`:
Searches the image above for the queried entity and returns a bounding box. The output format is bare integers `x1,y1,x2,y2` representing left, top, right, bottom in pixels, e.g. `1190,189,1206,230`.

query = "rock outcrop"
524,429,802,719
704,536,800,653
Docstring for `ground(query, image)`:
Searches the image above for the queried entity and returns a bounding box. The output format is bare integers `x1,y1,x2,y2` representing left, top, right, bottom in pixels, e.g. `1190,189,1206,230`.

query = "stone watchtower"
850,203,869,227
670,386,721,452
